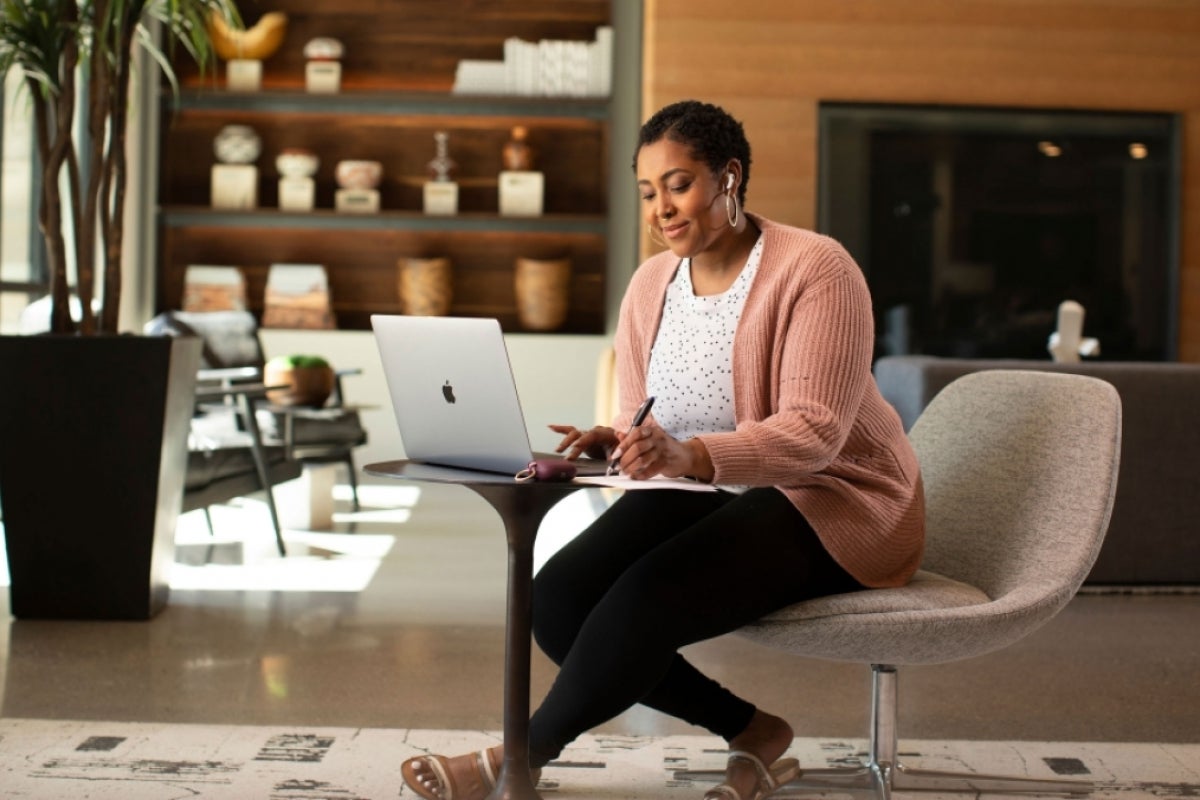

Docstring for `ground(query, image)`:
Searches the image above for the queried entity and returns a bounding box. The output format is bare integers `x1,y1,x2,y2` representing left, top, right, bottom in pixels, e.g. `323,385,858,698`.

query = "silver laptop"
371,315,607,475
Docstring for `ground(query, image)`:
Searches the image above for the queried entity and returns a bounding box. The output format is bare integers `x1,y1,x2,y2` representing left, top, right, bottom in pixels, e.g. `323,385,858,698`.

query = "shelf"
160,207,607,235
156,1,612,334
172,89,611,120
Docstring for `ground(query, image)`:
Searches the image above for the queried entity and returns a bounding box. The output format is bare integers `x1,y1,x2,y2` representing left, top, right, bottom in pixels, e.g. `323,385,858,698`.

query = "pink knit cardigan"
612,215,925,588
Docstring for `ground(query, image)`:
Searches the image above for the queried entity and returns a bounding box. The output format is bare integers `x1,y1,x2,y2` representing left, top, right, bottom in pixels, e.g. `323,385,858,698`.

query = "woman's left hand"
549,424,617,462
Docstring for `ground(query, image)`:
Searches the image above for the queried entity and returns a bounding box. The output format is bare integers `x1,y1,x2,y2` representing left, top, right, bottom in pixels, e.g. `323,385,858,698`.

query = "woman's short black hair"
633,100,751,204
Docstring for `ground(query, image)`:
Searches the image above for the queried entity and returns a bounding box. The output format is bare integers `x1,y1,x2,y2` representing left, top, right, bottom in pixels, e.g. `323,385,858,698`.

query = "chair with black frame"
184,378,301,556
145,310,369,517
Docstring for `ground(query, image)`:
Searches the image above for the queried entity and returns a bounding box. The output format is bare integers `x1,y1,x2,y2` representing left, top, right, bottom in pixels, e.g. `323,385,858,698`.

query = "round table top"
365,459,583,489
364,459,587,526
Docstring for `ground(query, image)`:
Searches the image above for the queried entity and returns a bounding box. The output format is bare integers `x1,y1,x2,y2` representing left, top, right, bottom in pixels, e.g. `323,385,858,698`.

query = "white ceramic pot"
335,159,383,190
276,148,320,178
304,37,345,61
213,124,262,165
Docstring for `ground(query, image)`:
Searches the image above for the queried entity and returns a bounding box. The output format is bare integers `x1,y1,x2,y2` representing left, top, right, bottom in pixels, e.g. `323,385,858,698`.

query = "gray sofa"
873,355,1200,585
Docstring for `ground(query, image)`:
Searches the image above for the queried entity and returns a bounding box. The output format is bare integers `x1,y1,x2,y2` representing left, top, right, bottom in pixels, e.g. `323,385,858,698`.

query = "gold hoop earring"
726,193,740,228
647,223,668,248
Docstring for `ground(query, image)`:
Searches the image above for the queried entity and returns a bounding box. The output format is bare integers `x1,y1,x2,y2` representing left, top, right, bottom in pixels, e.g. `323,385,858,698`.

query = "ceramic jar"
276,148,319,179
303,37,344,61
213,124,261,164
264,360,336,407
397,257,453,316
514,257,571,330
503,125,535,171
335,160,383,190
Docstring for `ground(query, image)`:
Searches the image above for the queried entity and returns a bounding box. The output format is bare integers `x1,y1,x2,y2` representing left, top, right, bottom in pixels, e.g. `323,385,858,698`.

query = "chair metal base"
676,664,1092,799
767,763,1092,799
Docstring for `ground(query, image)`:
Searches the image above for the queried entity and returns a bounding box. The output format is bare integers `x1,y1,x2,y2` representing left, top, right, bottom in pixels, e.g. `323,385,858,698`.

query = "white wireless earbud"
726,173,735,190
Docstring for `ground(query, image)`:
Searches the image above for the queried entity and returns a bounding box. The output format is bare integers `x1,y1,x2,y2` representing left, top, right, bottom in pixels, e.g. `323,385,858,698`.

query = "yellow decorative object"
209,11,288,62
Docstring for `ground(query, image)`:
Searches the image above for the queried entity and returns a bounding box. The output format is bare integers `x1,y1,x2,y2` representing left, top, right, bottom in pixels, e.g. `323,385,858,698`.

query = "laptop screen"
372,315,537,474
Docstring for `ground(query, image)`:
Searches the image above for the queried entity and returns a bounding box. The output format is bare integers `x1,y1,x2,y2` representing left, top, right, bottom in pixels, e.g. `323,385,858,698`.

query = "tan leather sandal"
400,748,501,800
703,750,801,800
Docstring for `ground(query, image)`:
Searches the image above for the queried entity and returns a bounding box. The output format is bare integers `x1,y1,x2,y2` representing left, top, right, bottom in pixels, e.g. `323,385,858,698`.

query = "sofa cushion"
873,355,1200,585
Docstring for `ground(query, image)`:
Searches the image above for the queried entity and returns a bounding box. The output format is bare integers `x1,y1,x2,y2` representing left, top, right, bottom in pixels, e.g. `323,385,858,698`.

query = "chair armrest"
195,382,274,402
260,402,373,415
197,366,261,390
198,366,260,381
194,383,297,456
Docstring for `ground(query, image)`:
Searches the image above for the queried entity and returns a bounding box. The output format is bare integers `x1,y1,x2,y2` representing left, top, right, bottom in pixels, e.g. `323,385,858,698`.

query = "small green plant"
265,353,334,407
268,354,331,370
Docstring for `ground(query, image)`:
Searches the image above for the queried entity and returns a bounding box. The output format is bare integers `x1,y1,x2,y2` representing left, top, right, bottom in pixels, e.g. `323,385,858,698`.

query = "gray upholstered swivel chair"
687,370,1122,797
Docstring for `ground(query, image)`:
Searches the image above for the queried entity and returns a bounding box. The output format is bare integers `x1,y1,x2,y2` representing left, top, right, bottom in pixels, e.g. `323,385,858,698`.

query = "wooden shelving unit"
155,0,611,334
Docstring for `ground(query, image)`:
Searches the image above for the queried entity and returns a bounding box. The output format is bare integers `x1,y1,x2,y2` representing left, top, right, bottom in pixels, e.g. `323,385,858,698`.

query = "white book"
587,41,602,97
564,41,590,97
594,26,613,97
505,37,536,95
453,60,506,94
520,39,538,95
504,37,524,94
537,39,559,96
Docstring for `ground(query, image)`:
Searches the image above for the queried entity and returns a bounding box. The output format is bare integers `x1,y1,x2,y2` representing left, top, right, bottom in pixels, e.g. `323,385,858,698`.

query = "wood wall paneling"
642,0,1200,359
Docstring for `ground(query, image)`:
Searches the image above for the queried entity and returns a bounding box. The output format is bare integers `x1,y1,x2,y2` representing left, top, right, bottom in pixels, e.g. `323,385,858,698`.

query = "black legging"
527,487,863,767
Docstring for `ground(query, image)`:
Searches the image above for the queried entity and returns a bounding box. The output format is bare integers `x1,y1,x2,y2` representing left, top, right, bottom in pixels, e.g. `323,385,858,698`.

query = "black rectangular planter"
0,334,201,619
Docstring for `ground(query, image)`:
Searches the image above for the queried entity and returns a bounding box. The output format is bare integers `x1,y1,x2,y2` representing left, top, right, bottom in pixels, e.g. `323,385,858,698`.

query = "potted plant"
264,354,336,408
0,0,242,620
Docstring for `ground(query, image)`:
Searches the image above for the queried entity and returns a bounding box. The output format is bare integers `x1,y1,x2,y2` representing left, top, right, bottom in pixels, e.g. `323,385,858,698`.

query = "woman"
402,100,924,800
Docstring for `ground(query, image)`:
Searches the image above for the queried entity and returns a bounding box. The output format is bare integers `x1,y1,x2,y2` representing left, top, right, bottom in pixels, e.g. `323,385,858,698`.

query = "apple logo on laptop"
442,380,456,403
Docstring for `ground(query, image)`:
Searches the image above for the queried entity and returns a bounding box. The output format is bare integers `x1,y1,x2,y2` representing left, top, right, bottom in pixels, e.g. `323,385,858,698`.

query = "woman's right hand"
548,424,618,462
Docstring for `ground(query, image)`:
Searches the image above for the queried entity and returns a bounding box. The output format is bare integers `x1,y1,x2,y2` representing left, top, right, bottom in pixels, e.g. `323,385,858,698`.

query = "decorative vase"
426,131,458,182
303,37,344,93
303,36,344,61
334,159,383,190
398,257,453,316
514,257,571,331
503,125,535,171
264,360,336,407
276,147,319,179
213,124,261,164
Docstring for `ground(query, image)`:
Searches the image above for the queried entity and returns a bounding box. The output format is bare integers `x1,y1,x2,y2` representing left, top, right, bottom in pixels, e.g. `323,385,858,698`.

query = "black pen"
608,396,655,476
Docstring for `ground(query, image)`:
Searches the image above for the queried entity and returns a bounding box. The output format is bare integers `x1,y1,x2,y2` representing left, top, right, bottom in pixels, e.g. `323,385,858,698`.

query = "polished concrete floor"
1,480,1197,745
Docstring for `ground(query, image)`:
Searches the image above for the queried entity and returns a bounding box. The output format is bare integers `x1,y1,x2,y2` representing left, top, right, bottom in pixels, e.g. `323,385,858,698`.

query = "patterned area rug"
0,718,1196,799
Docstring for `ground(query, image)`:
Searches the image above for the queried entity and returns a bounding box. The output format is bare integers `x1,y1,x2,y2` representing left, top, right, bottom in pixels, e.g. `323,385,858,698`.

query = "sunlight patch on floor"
169,533,395,593
0,483,424,593
0,483,604,591
332,483,421,508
